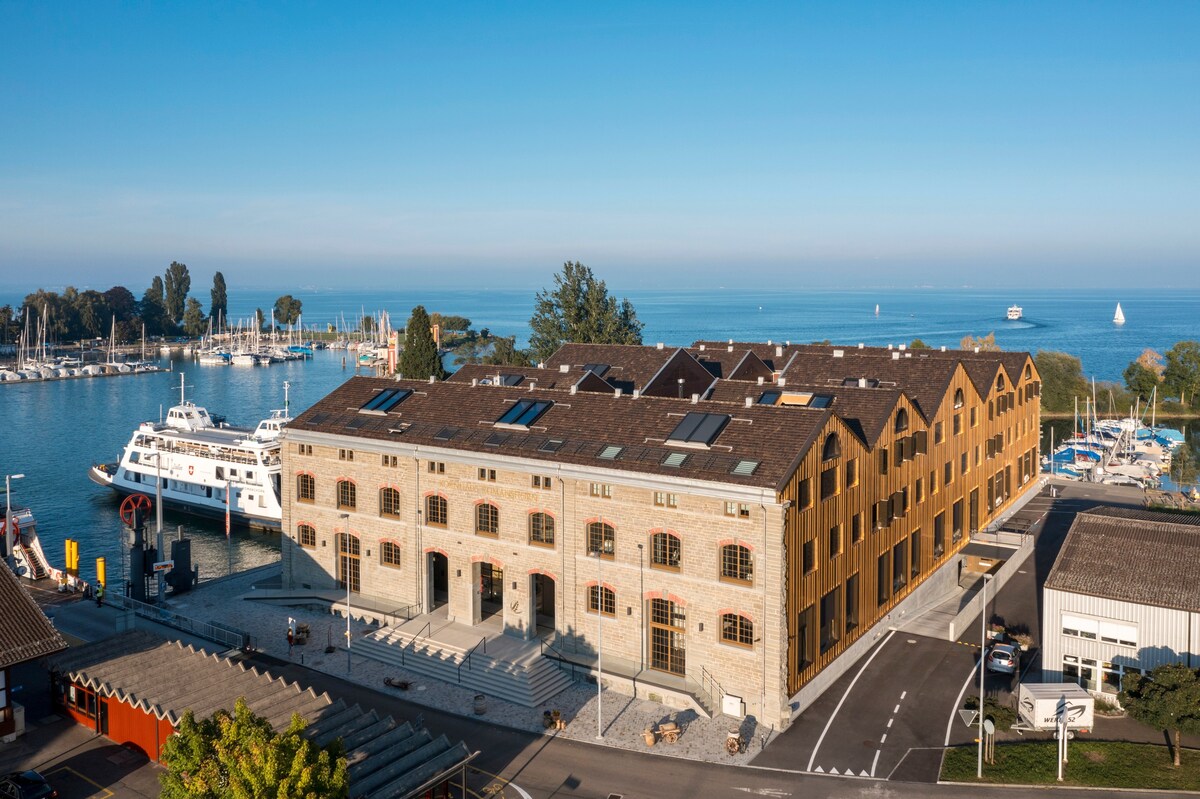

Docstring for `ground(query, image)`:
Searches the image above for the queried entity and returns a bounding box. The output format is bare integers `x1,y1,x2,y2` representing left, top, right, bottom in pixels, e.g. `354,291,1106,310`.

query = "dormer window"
894,408,909,434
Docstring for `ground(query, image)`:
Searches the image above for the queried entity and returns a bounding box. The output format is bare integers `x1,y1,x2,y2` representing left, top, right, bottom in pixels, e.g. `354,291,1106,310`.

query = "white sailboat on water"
1113,302,1125,325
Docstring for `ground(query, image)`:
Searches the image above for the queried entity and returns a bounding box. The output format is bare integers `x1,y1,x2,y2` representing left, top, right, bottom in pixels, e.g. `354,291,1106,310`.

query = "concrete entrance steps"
356,610,575,707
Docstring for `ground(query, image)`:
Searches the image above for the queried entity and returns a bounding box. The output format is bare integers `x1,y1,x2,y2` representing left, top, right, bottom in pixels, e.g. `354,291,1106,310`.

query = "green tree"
1034,350,1088,413
103,286,139,322
481,336,532,366
164,261,191,324
255,308,266,332
182,298,207,337
140,286,169,336
399,305,446,380
149,275,165,306
909,338,932,350
1119,663,1200,768
1163,341,1200,408
960,332,1000,351
159,697,348,799
73,289,109,339
360,315,375,335
440,314,471,332
209,271,228,324
274,295,303,326
528,261,643,362
0,305,15,344
1123,360,1160,402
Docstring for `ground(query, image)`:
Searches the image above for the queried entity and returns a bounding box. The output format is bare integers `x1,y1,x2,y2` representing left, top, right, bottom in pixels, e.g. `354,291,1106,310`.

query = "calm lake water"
3,286,1199,583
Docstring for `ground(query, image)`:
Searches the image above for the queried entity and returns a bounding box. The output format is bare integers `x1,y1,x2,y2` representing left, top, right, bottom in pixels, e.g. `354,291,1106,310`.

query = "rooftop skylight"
667,412,730,447
358,388,412,414
598,445,624,460
495,399,554,428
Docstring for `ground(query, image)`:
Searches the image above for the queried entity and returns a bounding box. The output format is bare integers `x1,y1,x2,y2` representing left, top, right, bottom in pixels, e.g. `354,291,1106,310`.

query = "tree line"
1,263,306,345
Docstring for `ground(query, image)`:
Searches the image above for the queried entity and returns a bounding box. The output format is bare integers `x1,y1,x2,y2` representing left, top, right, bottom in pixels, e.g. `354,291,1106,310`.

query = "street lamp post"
340,512,351,674
978,572,993,779
594,548,605,739
4,473,25,570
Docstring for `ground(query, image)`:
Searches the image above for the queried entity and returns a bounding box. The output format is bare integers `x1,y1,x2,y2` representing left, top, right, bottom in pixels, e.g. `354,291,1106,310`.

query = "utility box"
1018,683,1094,731
721,694,746,719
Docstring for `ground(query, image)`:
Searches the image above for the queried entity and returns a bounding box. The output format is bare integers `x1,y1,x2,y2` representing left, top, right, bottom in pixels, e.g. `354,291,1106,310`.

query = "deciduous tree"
1163,341,1200,408
959,332,1000,351
1119,663,1200,768
528,261,643,362
1034,350,1087,413
399,305,446,380
1123,360,1160,402
481,336,532,366
909,338,932,350
159,697,348,799
164,261,191,323
182,298,207,337
273,295,303,326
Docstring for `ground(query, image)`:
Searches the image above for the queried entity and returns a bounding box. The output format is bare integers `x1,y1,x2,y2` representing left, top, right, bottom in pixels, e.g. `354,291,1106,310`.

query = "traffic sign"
152,560,174,573
959,709,979,727
983,719,995,735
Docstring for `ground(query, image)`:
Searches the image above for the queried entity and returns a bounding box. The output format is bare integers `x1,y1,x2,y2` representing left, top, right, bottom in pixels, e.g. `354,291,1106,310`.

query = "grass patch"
942,741,1200,790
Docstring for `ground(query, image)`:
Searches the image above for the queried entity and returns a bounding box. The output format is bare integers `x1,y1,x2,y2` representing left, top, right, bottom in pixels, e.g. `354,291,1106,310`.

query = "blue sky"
1,1,1198,291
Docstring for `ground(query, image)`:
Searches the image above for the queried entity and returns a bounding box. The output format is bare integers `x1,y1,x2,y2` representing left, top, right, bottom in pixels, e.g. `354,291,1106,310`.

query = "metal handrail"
109,593,255,651
700,666,725,713
400,621,431,665
538,636,582,680
458,636,487,684
383,603,419,627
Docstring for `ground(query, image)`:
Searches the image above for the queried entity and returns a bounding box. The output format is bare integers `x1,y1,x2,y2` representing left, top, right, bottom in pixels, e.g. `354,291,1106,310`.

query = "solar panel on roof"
758,390,781,405
667,411,731,446
346,417,370,429
485,432,510,447
731,459,759,476
500,374,524,386
598,445,623,460
539,439,564,453
496,399,553,427
809,395,832,408
661,452,689,468
434,426,458,441
583,363,610,377
309,412,330,425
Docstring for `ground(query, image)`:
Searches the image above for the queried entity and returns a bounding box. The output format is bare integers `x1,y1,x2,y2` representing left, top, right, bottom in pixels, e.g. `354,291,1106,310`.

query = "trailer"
1017,683,1094,732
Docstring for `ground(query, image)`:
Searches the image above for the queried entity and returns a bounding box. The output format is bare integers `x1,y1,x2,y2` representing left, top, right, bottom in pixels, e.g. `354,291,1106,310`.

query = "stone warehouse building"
281,341,1041,728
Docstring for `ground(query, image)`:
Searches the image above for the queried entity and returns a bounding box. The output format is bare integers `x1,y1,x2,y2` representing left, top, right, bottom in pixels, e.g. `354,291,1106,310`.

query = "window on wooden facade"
915,477,924,504
476,503,499,537
828,524,842,558
970,406,977,427
529,512,555,546
425,495,448,526
820,587,841,653
934,512,946,557
845,573,859,632
803,539,815,574
296,474,315,503
379,487,401,518
587,522,615,558
953,388,964,409
797,605,815,671
721,544,753,584
894,408,909,433
798,477,813,508
820,466,839,501
892,540,907,592
953,413,962,435
952,500,964,543
588,585,616,616
650,531,681,570
910,530,921,578
336,480,356,511
821,432,841,461
877,552,890,606
851,512,863,543
721,613,754,648
934,421,944,444
845,457,859,488
944,461,953,486
380,541,402,567
297,524,316,548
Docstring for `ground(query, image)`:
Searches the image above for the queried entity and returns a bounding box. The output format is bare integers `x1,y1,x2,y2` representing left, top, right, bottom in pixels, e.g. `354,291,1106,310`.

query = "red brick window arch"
297,523,316,548
588,584,616,616
529,512,555,546
425,495,448,526
587,521,614,559
379,487,401,519
720,544,753,585
476,503,499,537
380,540,402,568
336,479,356,511
720,613,754,648
650,530,681,571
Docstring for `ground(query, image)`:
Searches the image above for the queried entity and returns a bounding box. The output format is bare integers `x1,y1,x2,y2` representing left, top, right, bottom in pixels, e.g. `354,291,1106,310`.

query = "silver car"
986,643,1018,674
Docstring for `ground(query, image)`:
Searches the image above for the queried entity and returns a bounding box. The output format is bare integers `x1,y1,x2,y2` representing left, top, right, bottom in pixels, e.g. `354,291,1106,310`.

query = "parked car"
0,771,57,799
986,643,1019,674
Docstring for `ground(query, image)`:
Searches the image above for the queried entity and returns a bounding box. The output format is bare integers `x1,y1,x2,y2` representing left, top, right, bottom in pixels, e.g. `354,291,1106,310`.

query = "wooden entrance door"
649,598,686,675
337,533,360,593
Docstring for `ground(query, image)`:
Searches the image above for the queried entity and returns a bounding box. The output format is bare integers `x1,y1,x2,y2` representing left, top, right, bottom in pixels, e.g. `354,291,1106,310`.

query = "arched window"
953,388,965,409
894,408,909,433
336,480,356,511
379,487,401,518
380,540,402,567
587,522,614,559
529,512,555,546
425,495,447,526
720,613,754,647
476,503,499,536
297,523,316,548
296,474,315,503
650,531,681,570
821,432,841,461
588,585,615,616
720,544,753,584
996,374,1006,391
1024,364,1032,380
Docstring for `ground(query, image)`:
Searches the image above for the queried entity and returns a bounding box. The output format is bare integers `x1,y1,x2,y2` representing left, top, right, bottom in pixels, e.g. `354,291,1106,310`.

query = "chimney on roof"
537,362,545,369
429,375,436,383
905,352,911,358
633,389,640,398
559,364,569,373
775,346,783,357
974,347,980,354
757,376,764,385
745,396,753,407
529,380,537,390
892,351,900,360
778,377,786,387
614,388,622,398
833,349,844,358
859,378,867,388
570,385,577,395
656,342,664,350
858,343,865,349
888,344,894,350
767,339,772,345
899,343,906,351
691,393,700,403
728,339,734,344
471,379,478,387
699,344,706,351
727,345,734,352
786,340,791,346
940,346,947,352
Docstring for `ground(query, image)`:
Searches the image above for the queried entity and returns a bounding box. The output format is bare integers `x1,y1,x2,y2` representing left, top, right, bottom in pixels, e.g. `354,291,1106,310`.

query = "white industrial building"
1042,507,1200,699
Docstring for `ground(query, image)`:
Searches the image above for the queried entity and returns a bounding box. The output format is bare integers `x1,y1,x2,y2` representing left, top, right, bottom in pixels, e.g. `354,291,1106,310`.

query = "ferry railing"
400,621,431,666
458,636,487,684
109,593,255,651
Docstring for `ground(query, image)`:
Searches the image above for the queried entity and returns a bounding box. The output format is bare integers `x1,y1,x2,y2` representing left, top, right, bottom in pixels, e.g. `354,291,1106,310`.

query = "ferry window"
246,471,254,481
425,495,448,526
215,466,224,479
296,474,315,503
336,480,356,510
297,524,316,548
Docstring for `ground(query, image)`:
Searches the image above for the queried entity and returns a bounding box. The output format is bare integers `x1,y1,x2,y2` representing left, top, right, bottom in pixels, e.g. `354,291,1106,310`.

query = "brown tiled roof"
0,564,68,668
703,381,904,447
290,376,830,490
1045,507,1200,612
446,364,581,391
543,343,678,394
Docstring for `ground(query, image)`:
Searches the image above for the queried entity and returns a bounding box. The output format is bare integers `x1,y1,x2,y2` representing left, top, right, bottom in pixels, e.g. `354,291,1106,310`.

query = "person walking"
95,582,105,608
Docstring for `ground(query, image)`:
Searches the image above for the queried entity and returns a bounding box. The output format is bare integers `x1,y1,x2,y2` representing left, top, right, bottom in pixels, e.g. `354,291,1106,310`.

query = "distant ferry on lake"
88,378,290,530
1006,304,1023,320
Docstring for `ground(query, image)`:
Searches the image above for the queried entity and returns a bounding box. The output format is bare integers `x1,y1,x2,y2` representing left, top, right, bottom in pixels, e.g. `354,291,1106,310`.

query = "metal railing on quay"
400,620,432,665
110,593,255,651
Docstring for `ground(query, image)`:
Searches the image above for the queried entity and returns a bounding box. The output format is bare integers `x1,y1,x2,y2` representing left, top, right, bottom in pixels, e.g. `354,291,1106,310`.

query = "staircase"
356,624,575,707
16,543,48,579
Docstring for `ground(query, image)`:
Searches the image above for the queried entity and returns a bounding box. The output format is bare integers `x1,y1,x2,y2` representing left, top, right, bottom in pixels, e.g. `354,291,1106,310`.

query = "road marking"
944,659,982,746
44,766,114,798
893,704,900,713
805,629,896,772
870,748,882,776
880,733,887,743
466,766,533,799
886,718,893,728
731,788,791,797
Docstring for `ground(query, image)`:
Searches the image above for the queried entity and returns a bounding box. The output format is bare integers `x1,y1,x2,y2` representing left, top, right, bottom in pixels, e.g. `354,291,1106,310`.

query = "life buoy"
0,517,18,539
188,465,194,475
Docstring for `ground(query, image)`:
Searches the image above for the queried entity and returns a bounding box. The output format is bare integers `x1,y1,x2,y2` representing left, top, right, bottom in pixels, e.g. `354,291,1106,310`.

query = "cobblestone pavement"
167,565,775,765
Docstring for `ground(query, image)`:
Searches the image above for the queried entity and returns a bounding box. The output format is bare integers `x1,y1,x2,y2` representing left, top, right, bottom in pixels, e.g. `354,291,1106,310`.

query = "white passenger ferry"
88,378,290,530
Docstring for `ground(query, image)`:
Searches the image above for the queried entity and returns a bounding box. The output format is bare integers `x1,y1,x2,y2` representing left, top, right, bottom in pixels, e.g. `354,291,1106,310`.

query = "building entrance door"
532,574,555,632
649,598,686,676
336,534,360,593
480,562,503,620
428,552,448,610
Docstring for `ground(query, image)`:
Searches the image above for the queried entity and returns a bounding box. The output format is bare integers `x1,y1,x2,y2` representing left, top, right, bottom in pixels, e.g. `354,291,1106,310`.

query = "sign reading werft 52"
1018,683,1095,731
